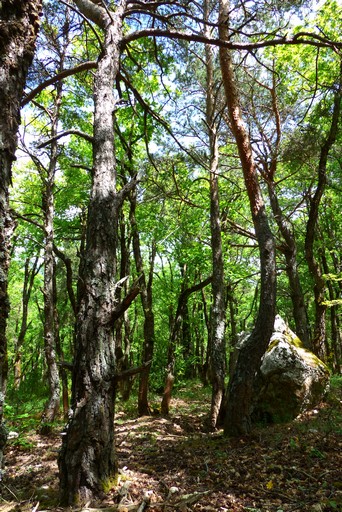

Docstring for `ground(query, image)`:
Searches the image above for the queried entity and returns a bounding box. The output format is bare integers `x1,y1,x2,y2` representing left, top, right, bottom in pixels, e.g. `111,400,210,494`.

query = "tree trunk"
321,250,341,367
204,5,226,429
14,255,39,389
53,261,69,418
199,288,211,386
304,62,341,360
226,281,238,379
115,211,134,401
42,80,63,422
0,0,42,477
53,245,77,317
161,275,212,415
58,0,127,504
129,187,156,416
219,0,277,437
267,180,311,348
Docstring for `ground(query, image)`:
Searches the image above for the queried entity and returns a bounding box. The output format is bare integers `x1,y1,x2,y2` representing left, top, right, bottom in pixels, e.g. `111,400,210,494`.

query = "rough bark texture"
204,6,226,429
0,0,42,477
58,0,126,504
219,0,276,437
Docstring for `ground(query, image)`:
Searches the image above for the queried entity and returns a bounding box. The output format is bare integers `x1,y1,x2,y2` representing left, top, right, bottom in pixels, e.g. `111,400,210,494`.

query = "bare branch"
22,61,97,107
11,210,44,231
37,129,94,149
115,360,152,381
122,28,342,52
111,279,142,323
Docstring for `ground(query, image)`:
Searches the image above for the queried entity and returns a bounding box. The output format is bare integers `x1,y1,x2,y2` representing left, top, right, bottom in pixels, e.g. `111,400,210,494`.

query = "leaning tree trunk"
204,5,226,429
305,63,341,360
267,181,310,348
259,71,310,348
0,0,42,477
219,0,277,437
58,0,128,504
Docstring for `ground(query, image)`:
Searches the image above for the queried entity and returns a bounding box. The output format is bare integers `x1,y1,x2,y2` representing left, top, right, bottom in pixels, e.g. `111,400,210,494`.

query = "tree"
203,0,226,429
58,0,138,503
0,0,42,477
304,61,342,359
218,0,277,436
245,60,311,348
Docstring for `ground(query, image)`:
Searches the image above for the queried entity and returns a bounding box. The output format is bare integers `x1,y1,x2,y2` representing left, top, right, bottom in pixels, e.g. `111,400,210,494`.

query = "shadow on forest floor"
1,382,341,512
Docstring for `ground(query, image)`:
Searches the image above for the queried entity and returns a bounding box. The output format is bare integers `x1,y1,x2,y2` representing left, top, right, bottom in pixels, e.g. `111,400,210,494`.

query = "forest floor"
1,381,341,512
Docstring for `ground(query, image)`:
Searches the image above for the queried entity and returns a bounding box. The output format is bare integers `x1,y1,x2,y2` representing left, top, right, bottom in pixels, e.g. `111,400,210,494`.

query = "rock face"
252,316,330,423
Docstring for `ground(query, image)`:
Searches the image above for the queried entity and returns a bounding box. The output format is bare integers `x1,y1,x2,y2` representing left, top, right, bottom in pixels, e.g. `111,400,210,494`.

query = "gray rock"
252,315,330,423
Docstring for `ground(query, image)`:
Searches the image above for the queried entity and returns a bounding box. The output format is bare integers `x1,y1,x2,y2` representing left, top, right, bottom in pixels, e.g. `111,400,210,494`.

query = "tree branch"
111,280,142,323
115,360,152,382
11,210,44,231
73,0,110,29
21,61,97,107
122,29,342,52
37,129,94,149
53,244,77,316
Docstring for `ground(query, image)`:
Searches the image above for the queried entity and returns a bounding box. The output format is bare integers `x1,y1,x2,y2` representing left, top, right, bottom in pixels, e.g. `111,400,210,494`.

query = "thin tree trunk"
321,251,340,372
226,281,238,379
14,255,39,389
53,261,69,418
0,0,42,476
161,275,212,415
200,288,211,385
59,0,129,504
267,180,310,347
129,187,156,416
42,80,63,422
219,0,277,437
257,69,310,348
305,62,341,360
204,3,226,428
53,245,77,317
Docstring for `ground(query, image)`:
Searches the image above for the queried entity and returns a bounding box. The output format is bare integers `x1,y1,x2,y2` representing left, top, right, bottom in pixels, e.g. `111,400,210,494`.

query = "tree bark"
58,0,127,504
204,1,226,429
0,0,42,477
304,62,341,360
42,79,63,423
219,0,277,437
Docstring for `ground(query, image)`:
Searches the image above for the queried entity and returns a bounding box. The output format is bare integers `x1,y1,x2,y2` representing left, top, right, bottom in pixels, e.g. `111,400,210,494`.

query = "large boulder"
252,316,330,423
